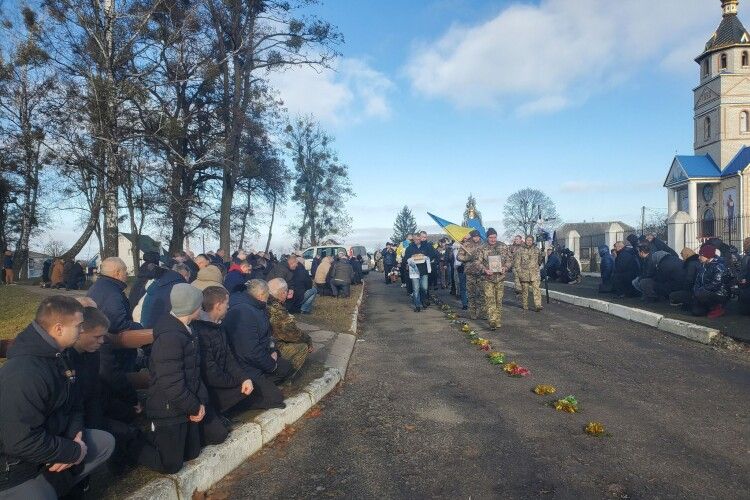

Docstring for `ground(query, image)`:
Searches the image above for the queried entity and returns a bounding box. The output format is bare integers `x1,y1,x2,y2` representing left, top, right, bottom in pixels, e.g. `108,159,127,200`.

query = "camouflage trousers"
483,280,505,326
519,280,542,309
278,341,310,372
466,275,485,320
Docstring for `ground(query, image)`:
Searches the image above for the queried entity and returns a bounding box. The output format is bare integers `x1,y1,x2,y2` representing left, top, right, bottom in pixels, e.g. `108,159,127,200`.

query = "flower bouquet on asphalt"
553,395,579,413
461,323,471,333
533,384,556,395
487,351,505,365
584,422,607,437
503,362,530,377
446,312,458,320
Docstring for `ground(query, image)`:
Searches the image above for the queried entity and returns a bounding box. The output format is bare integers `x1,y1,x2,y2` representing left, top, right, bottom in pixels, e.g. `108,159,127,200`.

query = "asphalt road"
211,277,750,499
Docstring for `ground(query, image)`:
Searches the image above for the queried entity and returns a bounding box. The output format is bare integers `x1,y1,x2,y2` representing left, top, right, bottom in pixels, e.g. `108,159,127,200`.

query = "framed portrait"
723,187,737,220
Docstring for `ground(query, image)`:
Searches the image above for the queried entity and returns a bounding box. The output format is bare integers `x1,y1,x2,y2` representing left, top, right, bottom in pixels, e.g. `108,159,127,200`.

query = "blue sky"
262,0,724,251
46,0,731,255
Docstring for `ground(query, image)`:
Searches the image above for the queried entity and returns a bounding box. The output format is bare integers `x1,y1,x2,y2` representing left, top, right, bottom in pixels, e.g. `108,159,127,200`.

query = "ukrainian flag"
428,213,475,242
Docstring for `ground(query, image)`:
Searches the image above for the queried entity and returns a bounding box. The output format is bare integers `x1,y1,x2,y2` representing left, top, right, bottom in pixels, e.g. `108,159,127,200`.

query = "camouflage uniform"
513,244,543,310
457,240,485,320
268,298,312,372
509,243,524,291
477,242,511,327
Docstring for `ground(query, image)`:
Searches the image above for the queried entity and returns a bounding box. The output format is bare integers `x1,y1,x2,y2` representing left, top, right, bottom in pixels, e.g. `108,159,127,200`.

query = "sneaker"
707,305,725,319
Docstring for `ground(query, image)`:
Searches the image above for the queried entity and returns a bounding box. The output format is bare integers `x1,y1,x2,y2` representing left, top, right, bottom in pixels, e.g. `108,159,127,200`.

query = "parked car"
348,245,369,274
302,245,348,272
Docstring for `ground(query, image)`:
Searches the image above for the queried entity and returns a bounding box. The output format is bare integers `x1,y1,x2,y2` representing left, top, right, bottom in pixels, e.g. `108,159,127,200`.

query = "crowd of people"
377,230,544,329
0,247,334,498
597,234,750,318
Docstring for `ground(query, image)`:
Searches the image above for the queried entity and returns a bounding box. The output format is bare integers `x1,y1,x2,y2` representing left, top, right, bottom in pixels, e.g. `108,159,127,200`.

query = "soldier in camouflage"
477,228,511,330
513,235,543,311
509,235,524,292
267,278,313,372
457,230,485,320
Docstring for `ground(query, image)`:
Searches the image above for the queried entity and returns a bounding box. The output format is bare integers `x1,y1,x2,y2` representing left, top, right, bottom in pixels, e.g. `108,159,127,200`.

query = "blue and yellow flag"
428,213,475,242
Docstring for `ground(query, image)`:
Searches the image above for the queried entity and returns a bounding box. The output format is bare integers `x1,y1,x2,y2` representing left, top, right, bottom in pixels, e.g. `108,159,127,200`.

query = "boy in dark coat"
597,244,615,293
223,280,294,410
194,286,253,414
136,284,228,474
0,296,114,498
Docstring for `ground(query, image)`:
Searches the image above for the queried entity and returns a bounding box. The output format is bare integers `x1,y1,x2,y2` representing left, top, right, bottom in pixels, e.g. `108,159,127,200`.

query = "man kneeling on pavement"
0,296,115,499
267,278,314,373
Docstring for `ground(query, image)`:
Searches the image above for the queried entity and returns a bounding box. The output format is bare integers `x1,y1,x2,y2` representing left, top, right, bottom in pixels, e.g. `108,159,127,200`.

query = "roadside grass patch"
305,284,363,334
0,286,41,340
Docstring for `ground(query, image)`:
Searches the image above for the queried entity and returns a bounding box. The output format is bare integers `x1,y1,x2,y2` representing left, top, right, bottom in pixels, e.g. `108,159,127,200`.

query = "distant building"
118,233,162,274
26,251,53,279
665,0,750,250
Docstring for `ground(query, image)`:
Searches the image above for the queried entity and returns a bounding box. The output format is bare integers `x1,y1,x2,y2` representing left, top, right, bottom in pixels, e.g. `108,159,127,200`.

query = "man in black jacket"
265,254,297,284
223,280,293,410
634,243,685,302
612,241,640,297
194,286,253,414
136,284,228,474
382,243,397,284
0,296,114,498
692,245,730,318
288,261,317,314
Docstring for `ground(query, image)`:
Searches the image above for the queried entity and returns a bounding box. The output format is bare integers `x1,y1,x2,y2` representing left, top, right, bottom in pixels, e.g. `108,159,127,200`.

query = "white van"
301,245,348,272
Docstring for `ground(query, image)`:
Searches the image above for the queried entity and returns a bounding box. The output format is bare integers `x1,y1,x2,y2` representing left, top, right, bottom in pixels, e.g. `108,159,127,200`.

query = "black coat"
265,261,295,284
224,291,277,379
650,237,678,258
145,314,207,423
98,335,139,406
694,258,730,298
129,262,160,312
65,263,85,289
0,324,83,490
614,247,640,280
140,269,186,329
194,318,249,412
350,258,363,284
185,259,199,282
87,275,142,334
288,265,313,313
382,249,397,267
68,349,104,429
682,254,700,291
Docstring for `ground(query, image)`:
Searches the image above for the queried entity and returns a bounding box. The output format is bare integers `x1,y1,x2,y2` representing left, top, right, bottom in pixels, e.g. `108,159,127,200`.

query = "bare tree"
502,188,559,239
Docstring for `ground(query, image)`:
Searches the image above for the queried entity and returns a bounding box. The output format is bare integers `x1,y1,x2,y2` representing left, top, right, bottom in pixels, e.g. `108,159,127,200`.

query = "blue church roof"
675,155,721,178
722,145,750,177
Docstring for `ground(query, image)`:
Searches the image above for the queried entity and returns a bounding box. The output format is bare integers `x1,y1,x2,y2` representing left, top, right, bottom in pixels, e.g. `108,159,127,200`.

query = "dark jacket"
87,275,142,334
265,261,295,284
224,265,250,294
64,262,85,289
683,254,701,291
145,314,207,423
224,291,277,378
98,335,139,406
140,270,186,329
614,247,640,281
0,324,83,491
694,258,730,298
310,257,322,279
405,242,435,276
288,265,313,313
350,257,363,284
185,259,199,282
649,237,678,258
331,259,354,285
382,248,397,267
129,261,160,312
598,245,614,284
68,349,104,429
641,251,685,295
543,252,561,279
42,259,52,282
194,316,249,411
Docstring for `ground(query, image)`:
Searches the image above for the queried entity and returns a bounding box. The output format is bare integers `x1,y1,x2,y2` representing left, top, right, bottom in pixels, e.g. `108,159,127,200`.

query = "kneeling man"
267,278,313,372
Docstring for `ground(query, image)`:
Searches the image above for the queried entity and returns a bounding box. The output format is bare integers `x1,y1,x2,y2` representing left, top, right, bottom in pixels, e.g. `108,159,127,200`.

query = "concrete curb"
349,282,366,334
505,281,721,346
127,286,365,499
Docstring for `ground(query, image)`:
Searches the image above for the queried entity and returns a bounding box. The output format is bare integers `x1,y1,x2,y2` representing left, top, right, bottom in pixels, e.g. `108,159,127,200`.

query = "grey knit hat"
170,283,203,317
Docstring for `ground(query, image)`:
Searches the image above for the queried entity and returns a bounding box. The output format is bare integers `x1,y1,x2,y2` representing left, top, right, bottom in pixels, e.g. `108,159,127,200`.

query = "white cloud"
560,180,662,194
271,58,393,125
406,0,719,114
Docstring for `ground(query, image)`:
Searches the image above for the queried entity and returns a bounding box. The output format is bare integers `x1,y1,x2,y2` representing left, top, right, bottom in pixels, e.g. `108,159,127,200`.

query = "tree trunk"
219,168,234,258
62,189,103,261
101,0,119,259
264,194,276,253
168,160,187,254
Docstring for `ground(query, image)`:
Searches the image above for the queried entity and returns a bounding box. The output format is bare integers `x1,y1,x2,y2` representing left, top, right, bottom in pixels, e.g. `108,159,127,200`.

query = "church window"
721,53,728,70
704,116,711,141
741,111,749,133
743,51,749,67
703,59,710,76
702,209,716,238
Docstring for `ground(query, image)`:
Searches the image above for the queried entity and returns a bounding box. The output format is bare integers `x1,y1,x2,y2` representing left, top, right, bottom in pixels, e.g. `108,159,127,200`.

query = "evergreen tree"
392,206,417,244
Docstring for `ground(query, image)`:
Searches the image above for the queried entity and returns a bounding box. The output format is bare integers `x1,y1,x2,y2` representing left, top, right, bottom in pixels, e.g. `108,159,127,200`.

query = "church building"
665,0,750,250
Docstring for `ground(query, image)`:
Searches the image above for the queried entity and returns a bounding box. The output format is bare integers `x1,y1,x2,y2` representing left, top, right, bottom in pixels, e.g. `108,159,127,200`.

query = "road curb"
505,282,721,346
127,285,365,499
350,282,366,334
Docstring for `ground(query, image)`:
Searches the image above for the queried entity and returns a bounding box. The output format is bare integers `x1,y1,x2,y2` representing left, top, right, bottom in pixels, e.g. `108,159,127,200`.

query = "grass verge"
304,284,363,334
0,286,42,340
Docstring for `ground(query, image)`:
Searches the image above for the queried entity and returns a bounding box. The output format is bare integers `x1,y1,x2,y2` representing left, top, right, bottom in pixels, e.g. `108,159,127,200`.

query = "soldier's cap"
469,230,480,237
486,228,498,237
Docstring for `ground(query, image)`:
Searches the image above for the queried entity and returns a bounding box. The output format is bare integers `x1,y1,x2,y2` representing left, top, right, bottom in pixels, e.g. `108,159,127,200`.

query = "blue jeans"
301,287,318,313
458,272,468,308
411,274,429,308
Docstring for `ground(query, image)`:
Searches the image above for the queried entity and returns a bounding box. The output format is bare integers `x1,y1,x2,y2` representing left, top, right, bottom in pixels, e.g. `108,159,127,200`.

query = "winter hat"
680,247,696,260
469,230,480,237
143,251,160,265
699,245,717,259
170,283,203,317
486,228,497,237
